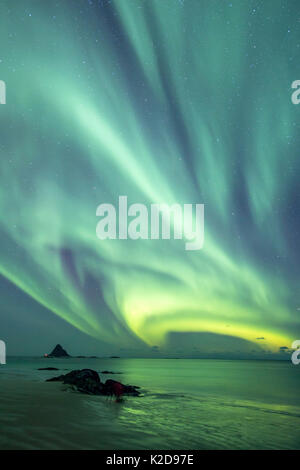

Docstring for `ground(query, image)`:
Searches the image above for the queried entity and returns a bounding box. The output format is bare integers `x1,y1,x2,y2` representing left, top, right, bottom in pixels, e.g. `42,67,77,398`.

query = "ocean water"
0,357,299,450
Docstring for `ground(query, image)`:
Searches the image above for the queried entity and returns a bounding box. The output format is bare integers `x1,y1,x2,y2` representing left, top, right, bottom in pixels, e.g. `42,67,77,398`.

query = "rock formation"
47,344,70,358
46,369,140,396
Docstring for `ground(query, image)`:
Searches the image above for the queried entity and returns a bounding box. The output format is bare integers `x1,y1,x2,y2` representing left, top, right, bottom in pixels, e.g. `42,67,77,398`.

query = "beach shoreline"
1,358,299,450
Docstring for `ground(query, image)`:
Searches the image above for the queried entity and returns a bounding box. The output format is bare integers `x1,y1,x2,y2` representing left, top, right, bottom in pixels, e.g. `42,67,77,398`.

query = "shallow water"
0,357,299,449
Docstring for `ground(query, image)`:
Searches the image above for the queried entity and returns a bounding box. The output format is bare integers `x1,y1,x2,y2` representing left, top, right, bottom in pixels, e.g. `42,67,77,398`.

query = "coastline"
1,358,299,450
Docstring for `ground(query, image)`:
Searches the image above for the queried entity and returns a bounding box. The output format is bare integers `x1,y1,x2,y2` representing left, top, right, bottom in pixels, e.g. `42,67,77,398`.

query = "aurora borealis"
0,0,299,356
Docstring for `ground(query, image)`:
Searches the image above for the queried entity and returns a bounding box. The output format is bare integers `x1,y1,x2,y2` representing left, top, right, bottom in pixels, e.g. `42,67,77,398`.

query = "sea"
0,357,299,450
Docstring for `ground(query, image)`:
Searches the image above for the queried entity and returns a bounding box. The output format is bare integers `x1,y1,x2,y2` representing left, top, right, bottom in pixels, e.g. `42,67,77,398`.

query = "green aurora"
0,0,299,355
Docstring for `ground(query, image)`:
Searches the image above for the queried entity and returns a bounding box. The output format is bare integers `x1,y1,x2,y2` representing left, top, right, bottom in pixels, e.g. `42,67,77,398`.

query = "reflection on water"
0,358,300,449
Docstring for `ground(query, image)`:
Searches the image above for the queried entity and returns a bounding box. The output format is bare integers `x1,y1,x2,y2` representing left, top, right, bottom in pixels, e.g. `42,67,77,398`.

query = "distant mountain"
47,344,70,358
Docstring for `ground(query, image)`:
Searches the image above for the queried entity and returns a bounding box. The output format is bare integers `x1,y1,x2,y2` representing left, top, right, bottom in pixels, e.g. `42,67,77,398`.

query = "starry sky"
0,0,299,357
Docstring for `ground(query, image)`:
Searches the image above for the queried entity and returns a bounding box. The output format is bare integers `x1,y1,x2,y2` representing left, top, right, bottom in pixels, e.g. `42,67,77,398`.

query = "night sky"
0,0,299,357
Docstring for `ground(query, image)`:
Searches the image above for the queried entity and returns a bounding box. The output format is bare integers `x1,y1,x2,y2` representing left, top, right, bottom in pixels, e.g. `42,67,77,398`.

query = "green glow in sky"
0,0,299,355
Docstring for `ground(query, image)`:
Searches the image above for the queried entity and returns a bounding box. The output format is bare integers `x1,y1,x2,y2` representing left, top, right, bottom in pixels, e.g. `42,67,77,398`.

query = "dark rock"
104,379,140,397
47,369,103,394
101,370,122,374
38,367,59,371
75,356,99,359
46,369,140,396
48,344,70,358
109,356,120,358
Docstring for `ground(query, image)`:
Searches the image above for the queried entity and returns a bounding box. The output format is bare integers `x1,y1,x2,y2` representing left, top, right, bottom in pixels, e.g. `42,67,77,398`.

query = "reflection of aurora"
0,0,299,353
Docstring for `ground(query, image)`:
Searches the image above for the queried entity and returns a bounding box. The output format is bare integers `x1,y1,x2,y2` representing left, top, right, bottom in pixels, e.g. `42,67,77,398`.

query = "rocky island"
46,369,141,396
45,344,70,358
44,345,100,359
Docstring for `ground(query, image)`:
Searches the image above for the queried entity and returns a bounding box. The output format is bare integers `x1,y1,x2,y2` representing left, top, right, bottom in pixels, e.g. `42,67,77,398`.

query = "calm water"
0,357,299,449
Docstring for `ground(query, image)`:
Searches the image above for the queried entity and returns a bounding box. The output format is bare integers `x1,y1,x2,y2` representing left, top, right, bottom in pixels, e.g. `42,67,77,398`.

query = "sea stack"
47,344,70,358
